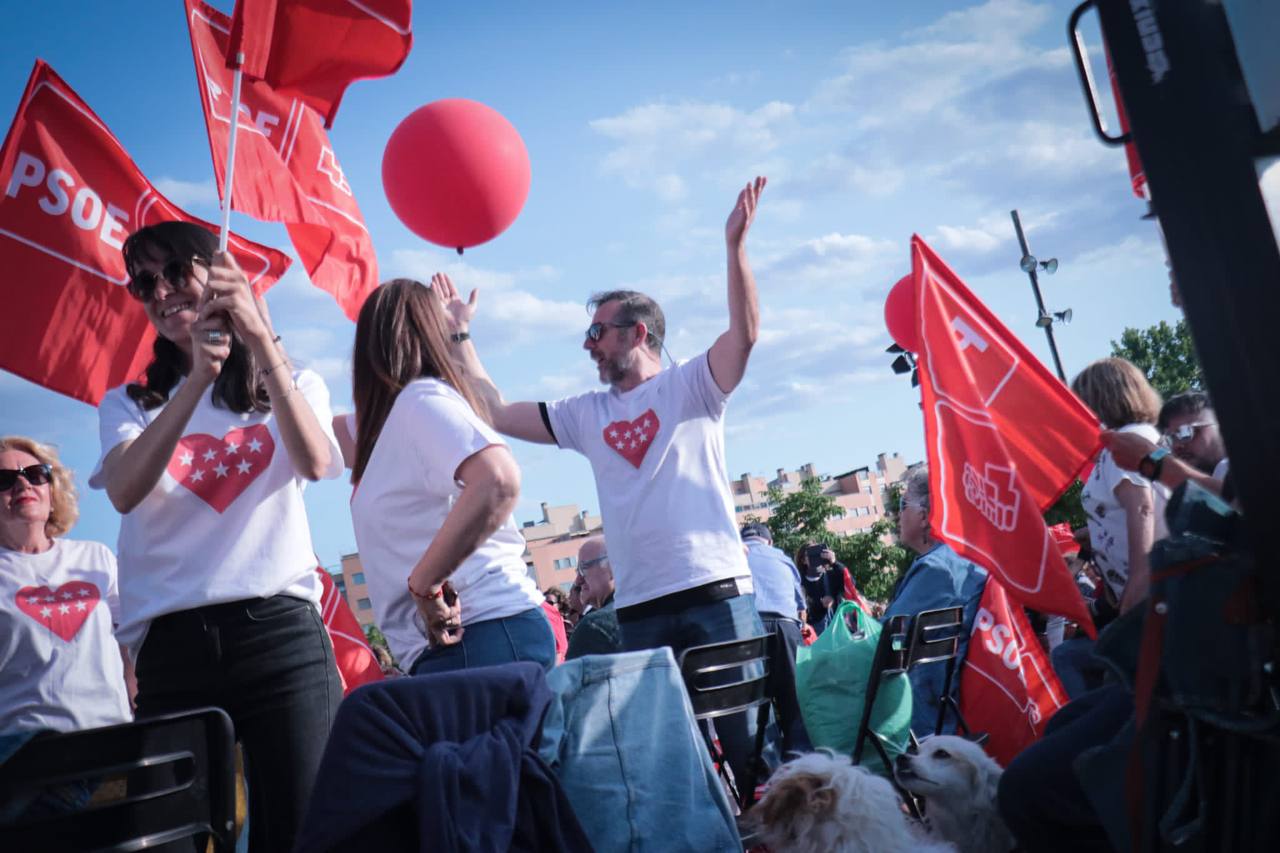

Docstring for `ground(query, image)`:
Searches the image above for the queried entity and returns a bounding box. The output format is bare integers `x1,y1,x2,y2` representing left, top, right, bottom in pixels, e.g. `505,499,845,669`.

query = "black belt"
616,578,742,623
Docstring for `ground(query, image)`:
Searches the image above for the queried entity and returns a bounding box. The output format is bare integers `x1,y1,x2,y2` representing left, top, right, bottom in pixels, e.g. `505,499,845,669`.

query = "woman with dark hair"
90,221,343,852
1,435,131,734
348,277,554,675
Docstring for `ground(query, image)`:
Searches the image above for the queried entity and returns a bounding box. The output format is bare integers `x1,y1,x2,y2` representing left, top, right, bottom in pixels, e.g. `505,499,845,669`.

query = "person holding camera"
796,541,852,636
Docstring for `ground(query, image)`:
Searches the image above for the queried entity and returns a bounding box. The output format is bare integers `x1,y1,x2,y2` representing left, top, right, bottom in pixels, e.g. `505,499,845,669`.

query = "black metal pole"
1010,209,1067,382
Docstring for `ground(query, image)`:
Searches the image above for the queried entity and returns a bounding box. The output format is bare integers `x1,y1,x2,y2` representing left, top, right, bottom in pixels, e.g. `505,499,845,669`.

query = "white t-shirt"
545,353,752,609
0,539,132,733
1082,422,1170,599
350,378,544,670
90,369,342,654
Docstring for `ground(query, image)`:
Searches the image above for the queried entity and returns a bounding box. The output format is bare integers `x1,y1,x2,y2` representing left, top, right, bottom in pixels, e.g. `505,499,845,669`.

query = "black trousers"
760,614,812,757
135,594,342,853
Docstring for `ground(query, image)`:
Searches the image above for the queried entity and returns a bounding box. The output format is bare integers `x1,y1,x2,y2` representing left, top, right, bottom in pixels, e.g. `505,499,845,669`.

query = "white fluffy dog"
894,735,1014,853
750,751,955,853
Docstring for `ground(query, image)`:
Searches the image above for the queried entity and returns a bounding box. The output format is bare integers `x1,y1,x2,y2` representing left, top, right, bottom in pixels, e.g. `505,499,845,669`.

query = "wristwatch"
450,331,471,343
1138,447,1170,481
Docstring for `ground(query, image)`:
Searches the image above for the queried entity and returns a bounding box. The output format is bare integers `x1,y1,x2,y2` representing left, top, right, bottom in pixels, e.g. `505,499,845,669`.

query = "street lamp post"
1010,209,1067,382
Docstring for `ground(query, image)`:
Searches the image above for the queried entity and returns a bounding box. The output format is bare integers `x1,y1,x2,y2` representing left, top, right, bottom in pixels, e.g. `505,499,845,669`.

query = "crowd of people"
0,169,1238,852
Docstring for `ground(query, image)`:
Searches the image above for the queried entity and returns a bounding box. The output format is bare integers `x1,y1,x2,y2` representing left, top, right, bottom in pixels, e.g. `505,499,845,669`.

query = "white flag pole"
218,53,246,253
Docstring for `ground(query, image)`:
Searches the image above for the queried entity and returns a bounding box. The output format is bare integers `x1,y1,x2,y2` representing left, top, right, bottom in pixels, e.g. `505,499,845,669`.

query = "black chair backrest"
0,707,237,853
678,634,774,721
851,613,912,767
906,606,964,669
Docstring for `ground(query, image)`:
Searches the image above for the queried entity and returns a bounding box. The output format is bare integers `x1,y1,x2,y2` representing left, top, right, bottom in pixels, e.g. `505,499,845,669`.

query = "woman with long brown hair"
90,221,343,852
348,277,554,675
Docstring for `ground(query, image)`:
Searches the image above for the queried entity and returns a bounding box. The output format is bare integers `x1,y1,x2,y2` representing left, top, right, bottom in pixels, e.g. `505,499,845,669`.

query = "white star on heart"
214,463,229,478
615,441,625,450
40,607,52,617
191,469,205,482
179,452,194,466
58,604,70,615
236,460,252,475
202,449,217,462
638,431,648,442
226,441,240,455
609,430,618,439
248,438,263,453
75,601,87,612
76,589,90,597
60,591,72,600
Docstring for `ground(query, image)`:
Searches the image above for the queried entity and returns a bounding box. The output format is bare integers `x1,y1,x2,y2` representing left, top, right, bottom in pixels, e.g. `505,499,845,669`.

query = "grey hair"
904,466,930,515
587,290,665,353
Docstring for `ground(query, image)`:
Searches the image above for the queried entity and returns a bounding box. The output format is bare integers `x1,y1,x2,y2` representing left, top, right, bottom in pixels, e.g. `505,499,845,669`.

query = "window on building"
357,598,372,610
352,572,365,585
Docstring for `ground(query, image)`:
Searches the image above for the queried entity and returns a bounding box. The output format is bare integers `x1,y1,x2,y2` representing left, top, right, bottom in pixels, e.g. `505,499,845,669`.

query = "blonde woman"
0,436,131,734
1071,358,1168,612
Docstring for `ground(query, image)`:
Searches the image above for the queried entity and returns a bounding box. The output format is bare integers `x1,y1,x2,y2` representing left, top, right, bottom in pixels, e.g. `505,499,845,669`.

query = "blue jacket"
744,539,805,619
882,543,987,737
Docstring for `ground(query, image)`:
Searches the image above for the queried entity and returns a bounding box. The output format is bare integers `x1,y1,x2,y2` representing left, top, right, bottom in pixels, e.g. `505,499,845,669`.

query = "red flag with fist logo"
228,0,413,128
912,235,1099,631
959,578,1068,765
0,60,290,406
316,567,383,695
187,0,376,322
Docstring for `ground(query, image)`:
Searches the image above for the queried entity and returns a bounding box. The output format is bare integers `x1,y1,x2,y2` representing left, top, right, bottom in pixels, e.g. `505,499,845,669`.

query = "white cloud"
760,232,900,290
153,177,219,209
589,100,795,199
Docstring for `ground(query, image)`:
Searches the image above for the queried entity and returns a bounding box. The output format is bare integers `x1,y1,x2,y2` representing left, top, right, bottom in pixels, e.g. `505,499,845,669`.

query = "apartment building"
519,502,603,592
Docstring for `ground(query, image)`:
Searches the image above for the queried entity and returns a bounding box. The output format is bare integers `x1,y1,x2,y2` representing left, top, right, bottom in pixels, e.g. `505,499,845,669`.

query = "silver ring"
206,330,224,344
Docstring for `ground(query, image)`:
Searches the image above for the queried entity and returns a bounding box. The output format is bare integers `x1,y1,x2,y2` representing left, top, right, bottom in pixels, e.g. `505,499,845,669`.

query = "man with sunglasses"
437,177,768,786
1158,392,1229,483
565,536,622,660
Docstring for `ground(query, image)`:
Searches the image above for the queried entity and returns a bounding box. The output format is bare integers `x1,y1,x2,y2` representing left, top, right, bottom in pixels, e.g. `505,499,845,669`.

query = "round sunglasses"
127,256,210,303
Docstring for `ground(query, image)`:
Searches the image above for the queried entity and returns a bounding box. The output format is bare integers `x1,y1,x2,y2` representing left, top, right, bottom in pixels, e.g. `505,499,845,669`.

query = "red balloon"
382,99,531,252
884,274,918,352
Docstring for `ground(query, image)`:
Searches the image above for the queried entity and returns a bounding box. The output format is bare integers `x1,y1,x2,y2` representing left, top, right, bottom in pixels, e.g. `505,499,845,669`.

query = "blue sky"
0,0,1183,572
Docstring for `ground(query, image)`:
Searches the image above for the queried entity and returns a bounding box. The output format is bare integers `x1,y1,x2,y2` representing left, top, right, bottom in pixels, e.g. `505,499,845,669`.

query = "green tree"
1044,480,1086,529
761,478,910,605
833,519,913,604
763,478,842,560
1109,319,1203,399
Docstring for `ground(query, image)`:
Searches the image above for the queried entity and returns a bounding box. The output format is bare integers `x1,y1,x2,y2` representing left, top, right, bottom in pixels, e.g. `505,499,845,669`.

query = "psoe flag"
0,60,291,406
316,567,383,695
912,235,1099,631
229,0,413,128
959,578,1069,766
188,0,377,322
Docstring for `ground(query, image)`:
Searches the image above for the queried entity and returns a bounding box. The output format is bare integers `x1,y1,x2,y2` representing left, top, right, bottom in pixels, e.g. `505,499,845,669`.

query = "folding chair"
0,707,237,852
678,634,775,847
907,606,986,744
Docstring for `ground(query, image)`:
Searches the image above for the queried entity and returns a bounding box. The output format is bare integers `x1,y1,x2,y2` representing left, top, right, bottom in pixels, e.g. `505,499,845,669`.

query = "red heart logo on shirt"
16,581,101,642
602,409,660,469
166,425,275,513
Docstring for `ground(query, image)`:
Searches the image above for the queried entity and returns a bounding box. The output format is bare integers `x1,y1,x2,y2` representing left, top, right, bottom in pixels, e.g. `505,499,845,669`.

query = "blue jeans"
410,607,556,675
618,593,767,797
135,595,342,853
539,648,739,852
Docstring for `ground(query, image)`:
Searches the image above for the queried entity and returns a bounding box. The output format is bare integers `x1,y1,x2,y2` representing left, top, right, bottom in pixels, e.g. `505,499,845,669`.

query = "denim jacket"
882,543,987,737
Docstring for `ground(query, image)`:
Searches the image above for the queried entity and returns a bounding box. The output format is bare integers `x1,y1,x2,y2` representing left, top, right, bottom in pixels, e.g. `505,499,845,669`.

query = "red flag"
1105,47,1148,200
959,579,1068,766
0,60,290,406
188,0,377,321
912,235,1100,632
229,0,412,128
316,567,383,695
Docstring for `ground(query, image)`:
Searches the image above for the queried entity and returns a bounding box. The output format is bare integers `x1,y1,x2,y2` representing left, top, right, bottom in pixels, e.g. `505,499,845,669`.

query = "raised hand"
198,251,270,347
725,176,767,248
431,272,478,334
189,314,231,386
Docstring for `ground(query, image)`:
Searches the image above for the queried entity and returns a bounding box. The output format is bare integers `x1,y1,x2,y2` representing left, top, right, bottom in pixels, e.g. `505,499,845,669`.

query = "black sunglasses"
585,321,635,342
127,256,209,302
0,464,53,491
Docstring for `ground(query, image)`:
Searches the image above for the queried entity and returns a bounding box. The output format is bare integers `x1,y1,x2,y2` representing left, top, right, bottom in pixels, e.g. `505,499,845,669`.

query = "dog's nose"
895,754,912,771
